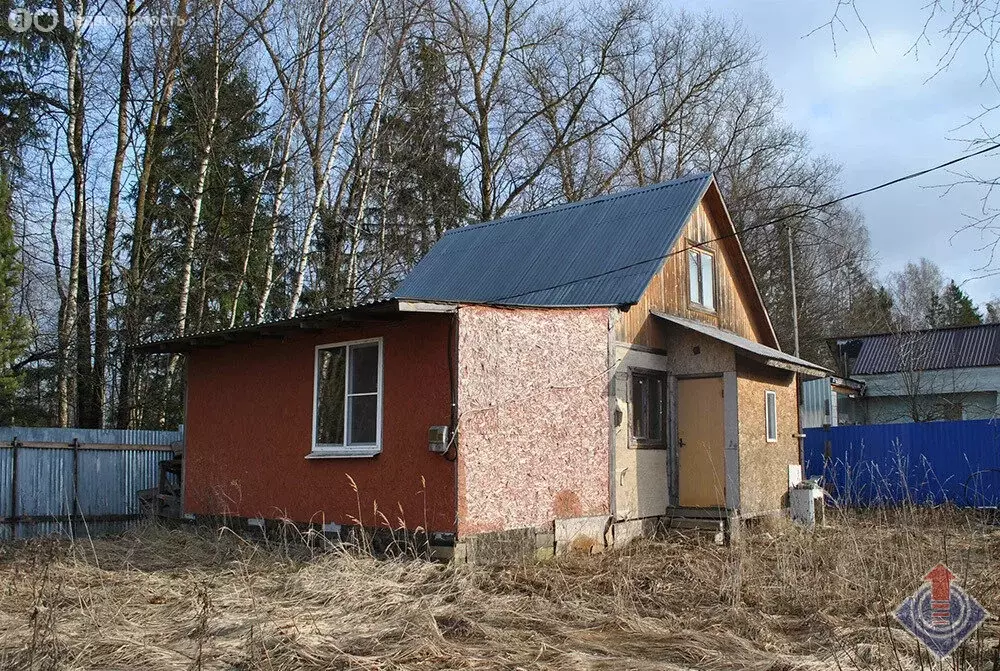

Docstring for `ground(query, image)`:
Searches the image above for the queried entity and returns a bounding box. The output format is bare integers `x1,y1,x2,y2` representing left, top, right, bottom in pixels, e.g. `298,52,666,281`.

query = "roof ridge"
443,172,713,237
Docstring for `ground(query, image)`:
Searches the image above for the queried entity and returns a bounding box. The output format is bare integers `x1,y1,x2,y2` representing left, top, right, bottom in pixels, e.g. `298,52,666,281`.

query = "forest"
0,0,991,429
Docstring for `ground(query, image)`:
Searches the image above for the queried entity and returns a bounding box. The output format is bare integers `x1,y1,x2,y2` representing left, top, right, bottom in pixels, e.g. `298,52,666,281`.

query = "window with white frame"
313,339,382,456
765,390,777,442
688,247,715,310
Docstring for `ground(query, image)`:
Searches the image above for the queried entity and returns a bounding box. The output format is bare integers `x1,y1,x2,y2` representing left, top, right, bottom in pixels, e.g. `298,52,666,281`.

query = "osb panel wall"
456,305,611,535
617,195,775,350
659,322,736,376
736,358,798,515
609,346,671,520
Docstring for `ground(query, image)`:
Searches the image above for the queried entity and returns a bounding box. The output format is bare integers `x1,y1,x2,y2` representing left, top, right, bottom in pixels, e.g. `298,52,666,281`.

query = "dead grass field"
0,509,997,670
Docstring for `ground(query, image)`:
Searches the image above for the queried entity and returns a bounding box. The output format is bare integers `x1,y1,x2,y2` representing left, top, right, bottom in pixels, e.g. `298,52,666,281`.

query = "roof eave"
135,299,457,354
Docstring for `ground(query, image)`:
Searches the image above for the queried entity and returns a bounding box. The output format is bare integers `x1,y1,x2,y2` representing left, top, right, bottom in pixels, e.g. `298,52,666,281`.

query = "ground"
0,511,998,670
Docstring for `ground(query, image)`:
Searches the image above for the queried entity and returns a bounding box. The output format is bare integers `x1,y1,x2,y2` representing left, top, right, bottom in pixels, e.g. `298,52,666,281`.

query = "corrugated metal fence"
0,427,181,539
804,420,1000,507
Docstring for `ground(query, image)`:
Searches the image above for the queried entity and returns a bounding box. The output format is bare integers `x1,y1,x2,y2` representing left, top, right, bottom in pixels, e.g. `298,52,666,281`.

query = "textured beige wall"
737,359,798,515
456,306,611,535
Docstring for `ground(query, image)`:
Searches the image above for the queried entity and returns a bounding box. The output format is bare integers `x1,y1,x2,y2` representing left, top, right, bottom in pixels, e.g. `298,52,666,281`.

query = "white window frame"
765,390,778,443
688,246,716,311
309,337,384,458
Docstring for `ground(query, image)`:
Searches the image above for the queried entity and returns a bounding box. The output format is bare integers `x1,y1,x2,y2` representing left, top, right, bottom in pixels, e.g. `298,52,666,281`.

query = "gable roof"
834,323,1000,375
394,173,714,307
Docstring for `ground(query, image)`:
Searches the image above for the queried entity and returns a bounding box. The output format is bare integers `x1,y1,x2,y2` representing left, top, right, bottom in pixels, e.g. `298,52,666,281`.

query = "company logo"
894,563,989,659
6,6,182,33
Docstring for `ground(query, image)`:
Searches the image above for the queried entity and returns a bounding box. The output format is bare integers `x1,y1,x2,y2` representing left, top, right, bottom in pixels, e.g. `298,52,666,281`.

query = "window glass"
348,395,378,444
631,372,663,442
349,343,379,394
701,252,715,310
766,391,778,442
688,251,700,304
315,347,346,445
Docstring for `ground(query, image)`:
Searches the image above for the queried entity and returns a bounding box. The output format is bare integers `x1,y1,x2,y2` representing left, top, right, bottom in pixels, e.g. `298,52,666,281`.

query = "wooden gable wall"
615,187,776,350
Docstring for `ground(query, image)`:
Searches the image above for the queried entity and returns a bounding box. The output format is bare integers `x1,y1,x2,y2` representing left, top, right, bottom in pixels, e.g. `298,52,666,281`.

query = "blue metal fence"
804,420,1000,507
0,427,181,539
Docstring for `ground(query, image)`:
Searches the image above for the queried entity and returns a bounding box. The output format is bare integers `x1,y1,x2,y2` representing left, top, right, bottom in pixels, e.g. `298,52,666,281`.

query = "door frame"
670,372,740,511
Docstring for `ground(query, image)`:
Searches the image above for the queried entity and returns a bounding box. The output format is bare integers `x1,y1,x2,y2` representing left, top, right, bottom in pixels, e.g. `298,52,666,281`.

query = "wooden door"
677,376,726,507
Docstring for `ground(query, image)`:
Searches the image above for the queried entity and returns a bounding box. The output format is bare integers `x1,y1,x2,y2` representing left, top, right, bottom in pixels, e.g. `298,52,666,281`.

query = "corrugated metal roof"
136,299,403,352
652,312,831,376
394,173,714,306
842,323,1000,375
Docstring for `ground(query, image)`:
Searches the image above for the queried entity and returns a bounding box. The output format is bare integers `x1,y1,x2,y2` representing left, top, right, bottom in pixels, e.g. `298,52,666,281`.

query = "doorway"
676,376,726,507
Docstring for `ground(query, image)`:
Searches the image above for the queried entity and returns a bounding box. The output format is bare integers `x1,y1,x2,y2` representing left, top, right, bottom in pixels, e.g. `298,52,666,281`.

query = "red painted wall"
183,314,456,533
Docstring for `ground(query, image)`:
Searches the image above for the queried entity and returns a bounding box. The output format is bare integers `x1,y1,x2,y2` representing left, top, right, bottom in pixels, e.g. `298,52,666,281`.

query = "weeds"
0,508,995,669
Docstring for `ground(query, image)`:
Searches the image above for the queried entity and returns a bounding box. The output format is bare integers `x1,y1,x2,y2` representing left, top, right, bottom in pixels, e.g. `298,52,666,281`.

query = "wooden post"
787,225,800,358
71,438,80,538
10,438,18,537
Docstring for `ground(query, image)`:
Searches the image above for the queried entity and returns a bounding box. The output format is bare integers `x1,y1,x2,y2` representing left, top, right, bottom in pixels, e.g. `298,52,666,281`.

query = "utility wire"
488,142,1000,304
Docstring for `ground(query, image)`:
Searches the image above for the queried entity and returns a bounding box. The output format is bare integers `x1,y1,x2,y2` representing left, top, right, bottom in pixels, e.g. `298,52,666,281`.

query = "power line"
489,142,1000,304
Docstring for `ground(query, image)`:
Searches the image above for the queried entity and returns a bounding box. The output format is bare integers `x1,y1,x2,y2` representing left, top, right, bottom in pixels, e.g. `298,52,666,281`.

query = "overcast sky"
674,0,1000,305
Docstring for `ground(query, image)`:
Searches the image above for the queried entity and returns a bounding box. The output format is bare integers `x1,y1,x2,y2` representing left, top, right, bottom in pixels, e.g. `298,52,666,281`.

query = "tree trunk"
94,0,133,428
116,0,188,428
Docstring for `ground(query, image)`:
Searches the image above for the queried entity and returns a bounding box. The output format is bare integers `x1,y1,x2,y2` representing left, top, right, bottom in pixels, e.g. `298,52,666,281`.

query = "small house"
140,173,828,555
831,323,1000,424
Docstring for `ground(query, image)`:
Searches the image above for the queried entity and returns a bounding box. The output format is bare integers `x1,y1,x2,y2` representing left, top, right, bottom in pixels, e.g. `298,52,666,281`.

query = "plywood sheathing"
736,357,798,515
456,305,611,535
616,197,774,350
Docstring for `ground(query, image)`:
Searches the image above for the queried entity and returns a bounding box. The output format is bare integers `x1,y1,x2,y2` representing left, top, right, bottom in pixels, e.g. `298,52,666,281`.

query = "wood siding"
615,191,774,349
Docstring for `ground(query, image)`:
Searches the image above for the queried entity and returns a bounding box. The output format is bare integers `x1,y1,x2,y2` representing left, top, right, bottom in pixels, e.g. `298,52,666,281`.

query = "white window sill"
306,447,380,459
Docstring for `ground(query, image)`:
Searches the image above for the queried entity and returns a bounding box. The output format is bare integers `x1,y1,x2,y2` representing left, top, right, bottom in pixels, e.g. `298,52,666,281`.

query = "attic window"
688,247,715,311
310,338,383,458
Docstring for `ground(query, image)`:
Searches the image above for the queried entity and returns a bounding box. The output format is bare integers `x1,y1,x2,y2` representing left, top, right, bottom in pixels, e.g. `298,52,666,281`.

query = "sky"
674,0,1000,305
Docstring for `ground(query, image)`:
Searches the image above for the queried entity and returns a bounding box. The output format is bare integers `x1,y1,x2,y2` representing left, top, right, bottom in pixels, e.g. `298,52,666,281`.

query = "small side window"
765,390,778,442
631,372,664,444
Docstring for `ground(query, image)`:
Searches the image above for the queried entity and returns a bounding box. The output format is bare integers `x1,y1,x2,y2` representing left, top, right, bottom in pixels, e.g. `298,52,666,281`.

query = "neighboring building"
799,376,865,429
830,323,1000,424
140,172,829,553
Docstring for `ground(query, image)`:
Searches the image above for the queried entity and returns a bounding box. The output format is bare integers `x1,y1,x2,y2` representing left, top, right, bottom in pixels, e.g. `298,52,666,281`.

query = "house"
139,172,829,556
830,323,1000,424
799,375,865,429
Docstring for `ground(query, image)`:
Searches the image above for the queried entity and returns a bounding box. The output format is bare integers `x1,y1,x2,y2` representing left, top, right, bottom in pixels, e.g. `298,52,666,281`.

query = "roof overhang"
136,299,457,354
651,311,831,378
830,375,865,394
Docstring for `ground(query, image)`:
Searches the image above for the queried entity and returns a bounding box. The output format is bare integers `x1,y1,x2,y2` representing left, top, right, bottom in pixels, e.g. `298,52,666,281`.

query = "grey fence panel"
77,449,172,516
0,426,179,540
0,447,11,519
15,448,74,517
0,426,182,447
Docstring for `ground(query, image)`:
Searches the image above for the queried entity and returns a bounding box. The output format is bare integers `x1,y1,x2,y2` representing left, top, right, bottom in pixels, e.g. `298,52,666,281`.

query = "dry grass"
0,509,998,670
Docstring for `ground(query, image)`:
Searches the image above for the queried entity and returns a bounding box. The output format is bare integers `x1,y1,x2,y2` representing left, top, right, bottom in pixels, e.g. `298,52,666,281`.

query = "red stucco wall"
183,314,457,533
456,306,611,534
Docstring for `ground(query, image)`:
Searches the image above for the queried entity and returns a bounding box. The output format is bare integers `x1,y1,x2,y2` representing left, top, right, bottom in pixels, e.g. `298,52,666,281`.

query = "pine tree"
935,281,983,327
0,174,28,421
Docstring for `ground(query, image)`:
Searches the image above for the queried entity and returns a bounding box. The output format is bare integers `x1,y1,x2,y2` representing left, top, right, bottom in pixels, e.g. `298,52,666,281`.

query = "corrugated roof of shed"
394,173,714,306
840,323,1000,375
